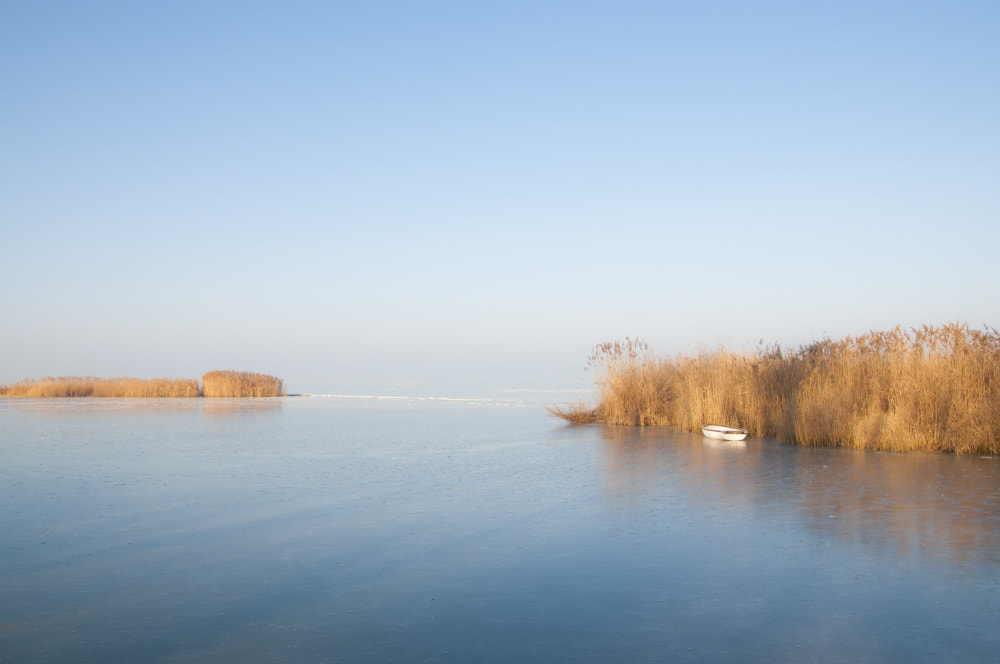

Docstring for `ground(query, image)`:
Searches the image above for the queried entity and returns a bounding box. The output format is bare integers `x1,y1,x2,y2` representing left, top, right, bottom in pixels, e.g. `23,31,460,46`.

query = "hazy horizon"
3,2,997,387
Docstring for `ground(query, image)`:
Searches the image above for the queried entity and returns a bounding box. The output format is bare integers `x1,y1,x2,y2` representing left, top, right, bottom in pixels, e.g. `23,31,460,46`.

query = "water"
2,390,998,663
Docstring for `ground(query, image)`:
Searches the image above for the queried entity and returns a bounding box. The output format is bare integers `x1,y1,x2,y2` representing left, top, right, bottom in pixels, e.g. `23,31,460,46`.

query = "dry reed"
200,370,285,397
1,370,287,398
0,376,201,398
550,324,1000,454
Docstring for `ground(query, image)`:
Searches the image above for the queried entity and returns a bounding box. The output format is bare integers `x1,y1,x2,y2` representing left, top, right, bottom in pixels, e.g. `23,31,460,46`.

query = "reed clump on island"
201,370,285,397
550,324,1000,454
0,371,285,398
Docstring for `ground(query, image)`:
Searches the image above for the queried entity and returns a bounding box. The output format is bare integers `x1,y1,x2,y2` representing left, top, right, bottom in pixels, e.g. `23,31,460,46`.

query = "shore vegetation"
201,370,285,397
0,376,201,398
1,371,286,398
549,324,1000,454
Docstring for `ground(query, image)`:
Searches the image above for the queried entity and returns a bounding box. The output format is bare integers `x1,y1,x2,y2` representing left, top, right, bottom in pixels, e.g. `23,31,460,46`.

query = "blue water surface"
1,391,998,663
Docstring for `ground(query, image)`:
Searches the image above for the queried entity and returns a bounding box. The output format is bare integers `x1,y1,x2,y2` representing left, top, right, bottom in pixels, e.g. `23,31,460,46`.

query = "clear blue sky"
2,1,998,387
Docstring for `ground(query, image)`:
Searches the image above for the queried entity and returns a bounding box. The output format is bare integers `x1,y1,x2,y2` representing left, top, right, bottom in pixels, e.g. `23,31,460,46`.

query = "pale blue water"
1,389,998,663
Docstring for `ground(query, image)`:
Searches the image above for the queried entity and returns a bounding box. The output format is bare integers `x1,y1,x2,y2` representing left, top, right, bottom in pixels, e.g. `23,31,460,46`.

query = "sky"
2,1,998,388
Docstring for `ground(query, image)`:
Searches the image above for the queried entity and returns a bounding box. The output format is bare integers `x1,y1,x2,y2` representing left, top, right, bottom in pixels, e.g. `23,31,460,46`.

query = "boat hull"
701,424,748,441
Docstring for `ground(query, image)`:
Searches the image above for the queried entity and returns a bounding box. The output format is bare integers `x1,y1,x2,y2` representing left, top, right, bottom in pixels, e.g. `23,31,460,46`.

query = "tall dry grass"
549,339,675,426
550,324,1000,454
0,376,201,398
200,370,285,397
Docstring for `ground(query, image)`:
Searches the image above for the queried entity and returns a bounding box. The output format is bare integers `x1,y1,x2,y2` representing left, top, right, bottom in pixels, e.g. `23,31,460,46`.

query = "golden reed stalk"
200,371,285,397
550,324,1000,454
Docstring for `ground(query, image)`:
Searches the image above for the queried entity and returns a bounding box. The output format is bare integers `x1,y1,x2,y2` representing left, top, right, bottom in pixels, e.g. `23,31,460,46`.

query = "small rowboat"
701,424,749,441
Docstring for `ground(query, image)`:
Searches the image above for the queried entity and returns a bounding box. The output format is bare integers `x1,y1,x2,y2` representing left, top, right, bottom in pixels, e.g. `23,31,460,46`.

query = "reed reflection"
4,397,286,418
597,426,1000,564
4,397,203,416
200,398,285,417
789,450,1000,562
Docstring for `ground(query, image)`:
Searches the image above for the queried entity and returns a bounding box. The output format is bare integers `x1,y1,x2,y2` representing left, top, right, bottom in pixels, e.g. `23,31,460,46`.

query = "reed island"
0,370,285,398
550,323,1000,454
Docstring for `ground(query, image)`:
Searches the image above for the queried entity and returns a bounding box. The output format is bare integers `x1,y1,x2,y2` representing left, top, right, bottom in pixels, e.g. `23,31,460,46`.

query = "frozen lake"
2,389,998,662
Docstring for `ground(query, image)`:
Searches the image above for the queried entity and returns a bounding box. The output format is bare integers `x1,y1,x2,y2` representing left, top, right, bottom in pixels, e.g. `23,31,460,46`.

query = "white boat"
701,424,749,441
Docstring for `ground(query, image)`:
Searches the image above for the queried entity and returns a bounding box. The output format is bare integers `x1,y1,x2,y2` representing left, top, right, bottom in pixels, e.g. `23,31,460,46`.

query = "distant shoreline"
0,371,285,398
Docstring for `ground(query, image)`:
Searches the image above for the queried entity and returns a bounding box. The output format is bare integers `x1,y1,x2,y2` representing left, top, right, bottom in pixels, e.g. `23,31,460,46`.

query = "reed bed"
0,376,201,398
1,370,287,398
200,370,285,398
550,324,1000,454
